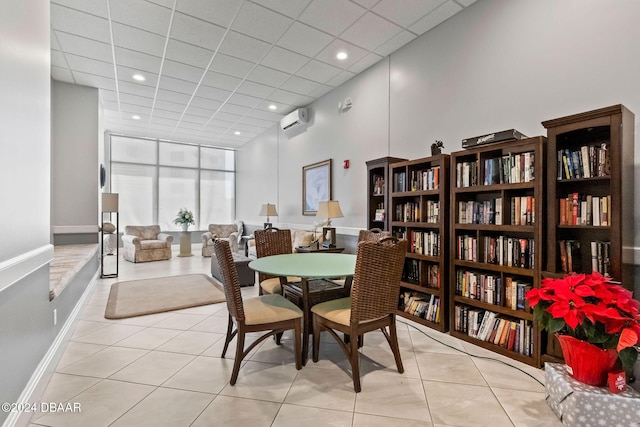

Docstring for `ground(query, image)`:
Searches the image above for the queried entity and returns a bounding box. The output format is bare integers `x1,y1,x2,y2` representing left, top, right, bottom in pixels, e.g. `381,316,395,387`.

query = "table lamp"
259,203,278,229
316,200,343,248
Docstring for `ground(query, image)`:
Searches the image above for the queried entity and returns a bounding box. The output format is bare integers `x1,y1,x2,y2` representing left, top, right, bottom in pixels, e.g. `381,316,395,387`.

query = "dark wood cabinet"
366,157,407,231
541,104,635,361
448,137,546,367
390,154,450,332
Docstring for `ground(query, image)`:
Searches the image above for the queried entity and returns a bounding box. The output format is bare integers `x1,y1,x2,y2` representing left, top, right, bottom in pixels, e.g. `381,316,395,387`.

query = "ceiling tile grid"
51,0,473,147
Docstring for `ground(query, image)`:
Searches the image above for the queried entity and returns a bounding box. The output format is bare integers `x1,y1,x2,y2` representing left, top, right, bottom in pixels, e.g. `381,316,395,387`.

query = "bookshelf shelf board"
398,311,441,328
453,260,535,277
557,225,611,230
391,221,440,229
449,330,537,364
556,176,610,184
400,282,441,294
406,253,440,262
454,224,535,233
454,182,536,193
453,296,534,320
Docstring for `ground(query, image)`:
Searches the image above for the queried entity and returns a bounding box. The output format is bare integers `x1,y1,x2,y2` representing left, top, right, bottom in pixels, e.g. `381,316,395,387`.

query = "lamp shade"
259,203,278,217
316,201,343,220
102,193,119,212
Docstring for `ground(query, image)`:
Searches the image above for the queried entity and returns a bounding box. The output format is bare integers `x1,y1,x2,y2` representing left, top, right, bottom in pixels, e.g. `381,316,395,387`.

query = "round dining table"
249,253,356,364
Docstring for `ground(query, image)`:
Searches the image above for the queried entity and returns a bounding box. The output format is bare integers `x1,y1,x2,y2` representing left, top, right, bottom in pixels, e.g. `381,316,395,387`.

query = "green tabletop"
249,253,356,278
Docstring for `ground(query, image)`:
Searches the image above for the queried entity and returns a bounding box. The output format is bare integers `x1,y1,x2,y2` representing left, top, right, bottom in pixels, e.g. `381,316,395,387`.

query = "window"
110,135,235,231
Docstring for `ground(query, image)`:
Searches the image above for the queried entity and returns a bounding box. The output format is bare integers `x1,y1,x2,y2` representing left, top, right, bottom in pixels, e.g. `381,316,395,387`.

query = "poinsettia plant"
526,272,640,372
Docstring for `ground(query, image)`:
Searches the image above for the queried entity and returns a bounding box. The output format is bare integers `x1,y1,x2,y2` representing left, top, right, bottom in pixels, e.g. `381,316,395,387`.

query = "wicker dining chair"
311,237,408,392
357,227,391,243
254,228,301,296
212,239,303,385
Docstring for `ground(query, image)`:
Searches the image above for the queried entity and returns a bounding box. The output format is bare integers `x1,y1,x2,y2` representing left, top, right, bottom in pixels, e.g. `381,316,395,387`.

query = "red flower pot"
556,334,618,386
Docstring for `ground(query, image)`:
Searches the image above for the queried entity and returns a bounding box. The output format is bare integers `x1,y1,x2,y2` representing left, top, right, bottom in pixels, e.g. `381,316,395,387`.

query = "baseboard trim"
52,225,98,234
2,269,99,427
623,245,639,265
0,245,54,293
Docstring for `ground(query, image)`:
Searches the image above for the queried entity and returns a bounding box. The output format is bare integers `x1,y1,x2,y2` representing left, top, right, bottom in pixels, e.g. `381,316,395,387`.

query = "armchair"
122,225,173,263
202,222,241,256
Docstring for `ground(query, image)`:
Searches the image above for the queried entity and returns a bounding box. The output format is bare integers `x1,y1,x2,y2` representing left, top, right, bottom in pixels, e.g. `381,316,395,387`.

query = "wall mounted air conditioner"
280,108,308,131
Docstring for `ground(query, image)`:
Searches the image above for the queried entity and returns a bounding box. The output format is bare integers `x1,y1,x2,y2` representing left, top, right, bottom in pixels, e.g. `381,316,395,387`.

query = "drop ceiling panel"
215,112,244,123
340,11,403,51
109,0,172,36
220,103,252,116
51,30,61,50
260,46,309,74
373,0,445,27
373,30,416,57
51,50,67,68
277,22,333,57
249,107,288,121
155,89,191,104
227,93,263,108
236,80,277,99
120,103,151,115
218,31,272,63
162,60,206,83
154,99,187,113
118,80,158,97
209,54,255,79
233,122,270,134
51,4,111,43
114,47,162,74
189,97,223,111
268,89,313,107
51,0,108,18
165,39,214,69
171,12,226,49
280,76,321,96
195,85,233,102
348,52,383,74
176,0,243,28
307,84,334,99
177,121,203,131
186,105,217,118
54,31,113,63
295,59,342,83
326,70,356,87
352,0,380,8
117,66,159,87
158,76,198,94
111,22,166,57
202,71,243,92
247,65,290,87
315,39,368,69
250,0,313,19
298,0,366,36
231,2,293,44
65,54,114,78
153,109,182,120
119,93,154,107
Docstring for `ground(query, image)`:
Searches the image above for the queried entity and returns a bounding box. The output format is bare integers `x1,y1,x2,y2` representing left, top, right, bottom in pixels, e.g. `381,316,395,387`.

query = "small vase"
556,334,618,386
181,223,189,231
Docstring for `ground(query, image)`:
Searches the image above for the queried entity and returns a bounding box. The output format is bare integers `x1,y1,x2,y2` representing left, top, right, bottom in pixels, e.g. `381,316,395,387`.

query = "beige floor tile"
70,320,110,339
149,313,209,330
220,360,300,403
352,413,433,427
355,372,430,421
492,387,563,427
424,380,513,427
285,366,356,411
79,304,109,320
415,352,487,386
112,311,175,327
34,379,154,427
29,373,101,422
272,404,353,427
360,328,413,351
188,315,232,333
57,346,148,378
156,330,225,355
55,342,107,369
70,324,145,346
359,346,420,379
409,328,467,355
109,387,214,427
248,333,302,365
473,358,545,392
163,355,234,394
191,395,280,427
173,302,226,316
109,350,195,386
201,331,264,359
112,327,182,350
306,341,352,372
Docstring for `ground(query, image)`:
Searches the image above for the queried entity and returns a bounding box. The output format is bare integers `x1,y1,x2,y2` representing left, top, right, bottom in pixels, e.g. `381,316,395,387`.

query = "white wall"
51,80,99,242
237,0,640,259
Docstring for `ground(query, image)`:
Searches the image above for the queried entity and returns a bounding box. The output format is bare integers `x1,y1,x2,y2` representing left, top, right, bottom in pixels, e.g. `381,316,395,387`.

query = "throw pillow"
102,222,116,233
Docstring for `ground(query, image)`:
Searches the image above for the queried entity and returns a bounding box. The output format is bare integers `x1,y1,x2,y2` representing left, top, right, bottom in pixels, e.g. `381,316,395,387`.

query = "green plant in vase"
173,208,195,231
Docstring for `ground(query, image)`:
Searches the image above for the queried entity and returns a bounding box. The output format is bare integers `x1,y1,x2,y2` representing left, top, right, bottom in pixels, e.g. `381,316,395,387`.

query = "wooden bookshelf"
541,104,635,362
449,137,546,367
390,154,450,332
366,157,406,231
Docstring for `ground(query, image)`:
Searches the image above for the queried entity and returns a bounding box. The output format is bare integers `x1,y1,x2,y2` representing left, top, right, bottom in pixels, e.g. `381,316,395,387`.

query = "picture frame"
302,159,332,215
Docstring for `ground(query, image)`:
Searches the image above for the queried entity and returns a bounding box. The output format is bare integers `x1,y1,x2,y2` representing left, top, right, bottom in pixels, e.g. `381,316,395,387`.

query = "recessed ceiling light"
234,131,241,135
132,115,140,120
132,74,145,81
268,104,277,110
336,52,348,60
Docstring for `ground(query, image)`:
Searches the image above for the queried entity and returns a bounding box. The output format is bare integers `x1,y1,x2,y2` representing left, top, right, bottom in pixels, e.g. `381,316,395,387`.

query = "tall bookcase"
449,137,546,367
366,157,407,231
541,104,635,361
390,154,450,332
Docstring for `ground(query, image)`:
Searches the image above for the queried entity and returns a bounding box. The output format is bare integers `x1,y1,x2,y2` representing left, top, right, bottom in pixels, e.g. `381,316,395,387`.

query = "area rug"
105,274,225,319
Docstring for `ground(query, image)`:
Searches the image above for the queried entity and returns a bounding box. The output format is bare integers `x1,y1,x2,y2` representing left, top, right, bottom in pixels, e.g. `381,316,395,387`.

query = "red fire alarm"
343,160,349,169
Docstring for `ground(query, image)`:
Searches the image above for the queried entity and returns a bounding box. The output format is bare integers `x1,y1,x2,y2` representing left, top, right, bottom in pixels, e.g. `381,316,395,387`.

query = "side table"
178,231,193,257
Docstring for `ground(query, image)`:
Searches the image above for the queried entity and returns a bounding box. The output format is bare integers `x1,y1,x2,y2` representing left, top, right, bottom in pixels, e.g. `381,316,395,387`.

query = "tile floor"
27,247,563,427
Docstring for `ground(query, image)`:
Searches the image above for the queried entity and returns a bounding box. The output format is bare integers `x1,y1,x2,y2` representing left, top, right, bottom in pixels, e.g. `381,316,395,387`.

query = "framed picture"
302,159,332,215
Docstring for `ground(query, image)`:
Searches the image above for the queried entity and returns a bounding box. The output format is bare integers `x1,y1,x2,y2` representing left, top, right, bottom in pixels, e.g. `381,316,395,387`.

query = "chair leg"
349,332,361,392
388,316,404,374
294,318,302,370
312,314,321,363
275,331,284,345
230,330,245,386
221,314,233,358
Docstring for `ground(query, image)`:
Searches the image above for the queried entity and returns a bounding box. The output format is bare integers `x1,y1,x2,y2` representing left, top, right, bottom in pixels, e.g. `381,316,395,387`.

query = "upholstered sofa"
202,222,242,256
122,225,173,263
247,228,320,258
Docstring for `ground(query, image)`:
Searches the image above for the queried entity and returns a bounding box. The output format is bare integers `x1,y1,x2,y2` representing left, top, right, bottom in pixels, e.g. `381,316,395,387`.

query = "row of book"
559,193,610,226
408,230,440,256
400,292,441,323
408,167,441,191
454,305,534,356
511,196,535,226
394,200,440,223
454,270,532,310
482,152,535,186
402,259,440,288
482,236,535,269
458,199,502,225
557,143,610,180
558,239,611,276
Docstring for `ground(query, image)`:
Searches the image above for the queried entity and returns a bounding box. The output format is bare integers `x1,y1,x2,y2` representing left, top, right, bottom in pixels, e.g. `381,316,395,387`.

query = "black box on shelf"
462,129,527,148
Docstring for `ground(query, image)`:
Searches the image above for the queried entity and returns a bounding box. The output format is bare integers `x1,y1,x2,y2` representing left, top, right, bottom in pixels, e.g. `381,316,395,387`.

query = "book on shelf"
557,143,610,180
374,208,385,221
372,174,385,195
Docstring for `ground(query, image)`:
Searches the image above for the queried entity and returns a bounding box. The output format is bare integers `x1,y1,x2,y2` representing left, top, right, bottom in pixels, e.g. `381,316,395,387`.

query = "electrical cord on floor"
397,318,545,387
